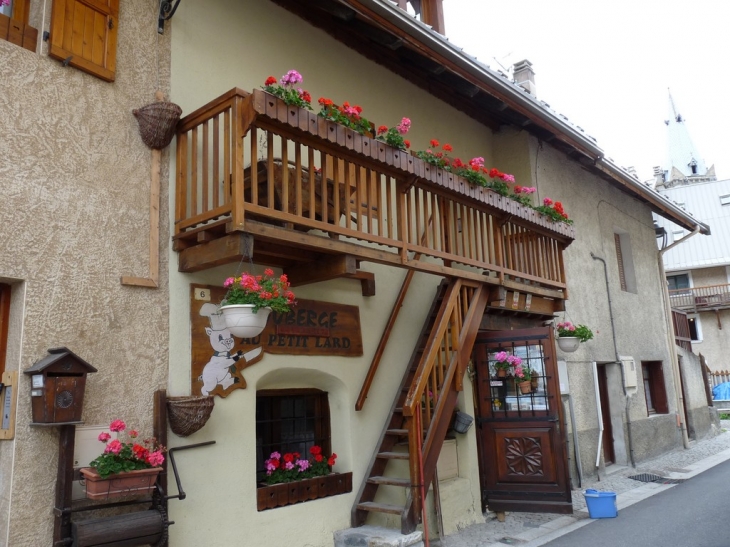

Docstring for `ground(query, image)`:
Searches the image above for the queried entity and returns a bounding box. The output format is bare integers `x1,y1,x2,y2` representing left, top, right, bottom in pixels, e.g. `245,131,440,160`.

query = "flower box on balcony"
256,471,353,511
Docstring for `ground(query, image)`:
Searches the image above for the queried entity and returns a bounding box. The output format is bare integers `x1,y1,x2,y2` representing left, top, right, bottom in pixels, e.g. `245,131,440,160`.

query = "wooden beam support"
344,270,376,297
53,424,75,545
178,233,254,273
288,255,358,287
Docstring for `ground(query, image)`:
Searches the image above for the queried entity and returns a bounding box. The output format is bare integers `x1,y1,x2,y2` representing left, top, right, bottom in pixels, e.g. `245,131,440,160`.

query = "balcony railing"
669,284,730,312
173,88,574,298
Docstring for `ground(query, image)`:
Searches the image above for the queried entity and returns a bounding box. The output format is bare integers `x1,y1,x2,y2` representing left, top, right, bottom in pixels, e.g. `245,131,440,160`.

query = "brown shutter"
651,363,669,414
614,233,627,291
48,0,119,82
0,284,10,376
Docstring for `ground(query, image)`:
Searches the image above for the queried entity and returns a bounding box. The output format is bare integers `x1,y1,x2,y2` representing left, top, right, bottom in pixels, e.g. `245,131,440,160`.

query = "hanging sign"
190,285,363,397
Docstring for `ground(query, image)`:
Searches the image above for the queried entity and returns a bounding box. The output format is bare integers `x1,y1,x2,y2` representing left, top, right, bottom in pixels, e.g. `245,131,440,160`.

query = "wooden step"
367,476,411,487
385,428,408,436
356,501,404,515
377,451,409,460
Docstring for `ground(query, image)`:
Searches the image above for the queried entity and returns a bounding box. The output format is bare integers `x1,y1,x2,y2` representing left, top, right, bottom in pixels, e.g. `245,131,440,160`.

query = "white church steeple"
658,90,716,188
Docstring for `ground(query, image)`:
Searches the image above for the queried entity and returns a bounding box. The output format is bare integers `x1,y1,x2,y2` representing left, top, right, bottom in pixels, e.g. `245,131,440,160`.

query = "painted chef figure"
198,303,263,395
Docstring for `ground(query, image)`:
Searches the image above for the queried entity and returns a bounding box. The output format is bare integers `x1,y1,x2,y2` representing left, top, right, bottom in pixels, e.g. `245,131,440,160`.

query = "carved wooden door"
473,327,572,514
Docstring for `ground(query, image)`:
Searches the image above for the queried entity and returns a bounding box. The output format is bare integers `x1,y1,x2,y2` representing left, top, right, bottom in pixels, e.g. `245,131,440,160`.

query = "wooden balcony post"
231,95,247,231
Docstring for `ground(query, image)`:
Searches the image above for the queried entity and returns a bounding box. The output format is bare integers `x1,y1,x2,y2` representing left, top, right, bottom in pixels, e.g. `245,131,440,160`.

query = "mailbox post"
24,347,97,425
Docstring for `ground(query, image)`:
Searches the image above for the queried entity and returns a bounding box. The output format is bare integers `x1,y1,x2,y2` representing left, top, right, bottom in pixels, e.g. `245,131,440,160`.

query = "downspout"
659,225,701,449
592,362,604,476
591,253,636,467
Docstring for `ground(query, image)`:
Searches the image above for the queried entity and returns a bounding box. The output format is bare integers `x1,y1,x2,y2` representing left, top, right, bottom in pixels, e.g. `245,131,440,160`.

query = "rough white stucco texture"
0,0,171,545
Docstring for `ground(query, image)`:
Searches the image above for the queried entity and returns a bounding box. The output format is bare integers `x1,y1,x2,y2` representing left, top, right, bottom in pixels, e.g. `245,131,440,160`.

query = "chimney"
653,166,666,186
513,59,536,96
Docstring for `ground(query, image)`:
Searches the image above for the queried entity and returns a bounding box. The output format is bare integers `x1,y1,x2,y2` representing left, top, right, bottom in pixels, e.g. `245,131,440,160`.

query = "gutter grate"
628,473,686,484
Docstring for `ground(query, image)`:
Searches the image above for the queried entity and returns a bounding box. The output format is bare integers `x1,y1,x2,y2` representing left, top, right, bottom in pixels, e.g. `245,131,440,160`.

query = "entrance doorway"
473,327,572,514
596,364,615,465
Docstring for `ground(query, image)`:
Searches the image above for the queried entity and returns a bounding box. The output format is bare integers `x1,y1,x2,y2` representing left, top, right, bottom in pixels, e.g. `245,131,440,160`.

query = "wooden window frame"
614,233,627,292
0,0,37,52
642,361,669,415
0,284,10,377
256,388,331,480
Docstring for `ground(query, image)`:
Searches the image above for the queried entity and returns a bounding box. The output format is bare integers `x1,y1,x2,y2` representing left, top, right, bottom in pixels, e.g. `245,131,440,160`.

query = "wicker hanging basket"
133,101,182,150
167,396,214,437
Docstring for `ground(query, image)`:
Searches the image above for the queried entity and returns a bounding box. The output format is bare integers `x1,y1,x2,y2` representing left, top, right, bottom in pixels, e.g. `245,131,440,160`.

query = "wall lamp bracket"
158,0,182,34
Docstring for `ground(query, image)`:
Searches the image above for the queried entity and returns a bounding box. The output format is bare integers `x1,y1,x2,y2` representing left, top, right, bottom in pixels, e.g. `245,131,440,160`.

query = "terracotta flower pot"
496,368,508,378
80,467,162,500
518,380,532,394
219,304,271,338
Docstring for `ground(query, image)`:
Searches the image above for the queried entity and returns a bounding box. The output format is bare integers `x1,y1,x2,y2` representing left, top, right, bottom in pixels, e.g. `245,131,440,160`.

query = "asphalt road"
543,458,730,547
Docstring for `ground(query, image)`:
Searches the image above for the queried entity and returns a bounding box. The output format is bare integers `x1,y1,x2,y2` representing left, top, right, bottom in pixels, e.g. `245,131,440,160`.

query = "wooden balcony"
173,88,575,300
669,284,730,313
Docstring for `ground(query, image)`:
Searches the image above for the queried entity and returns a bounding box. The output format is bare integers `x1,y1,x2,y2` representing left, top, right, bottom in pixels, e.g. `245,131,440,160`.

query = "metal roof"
655,178,730,270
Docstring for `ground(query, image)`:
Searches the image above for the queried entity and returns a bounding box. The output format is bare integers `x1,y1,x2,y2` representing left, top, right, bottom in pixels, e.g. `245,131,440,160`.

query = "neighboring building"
0,2,718,546
653,93,730,373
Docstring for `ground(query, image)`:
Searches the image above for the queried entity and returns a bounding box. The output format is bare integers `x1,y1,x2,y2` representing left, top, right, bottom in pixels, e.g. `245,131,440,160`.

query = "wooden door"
596,364,615,464
473,327,572,514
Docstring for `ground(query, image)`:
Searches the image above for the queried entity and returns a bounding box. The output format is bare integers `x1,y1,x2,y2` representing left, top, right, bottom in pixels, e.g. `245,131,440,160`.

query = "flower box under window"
256,471,352,511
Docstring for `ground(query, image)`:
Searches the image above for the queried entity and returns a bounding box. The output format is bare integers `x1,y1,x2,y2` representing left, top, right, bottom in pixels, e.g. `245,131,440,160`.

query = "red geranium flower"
310,445,322,455
404,140,411,148
377,125,388,135
430,139,440,148
283,453,294,463
264,76,277,86
443,143,453,152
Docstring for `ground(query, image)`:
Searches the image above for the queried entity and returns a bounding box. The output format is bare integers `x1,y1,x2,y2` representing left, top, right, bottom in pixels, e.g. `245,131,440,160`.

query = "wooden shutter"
0,284,10,376
614,233,627,291
0,0,36,52
48,0,119,82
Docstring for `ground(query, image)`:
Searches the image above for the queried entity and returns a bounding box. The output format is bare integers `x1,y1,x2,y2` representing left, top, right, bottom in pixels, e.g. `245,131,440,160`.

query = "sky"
443,1,730,182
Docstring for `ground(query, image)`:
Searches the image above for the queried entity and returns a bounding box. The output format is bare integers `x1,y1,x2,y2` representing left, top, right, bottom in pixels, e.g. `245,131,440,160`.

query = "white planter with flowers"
556,321,594,353
219,304,271,339
220,269,296,338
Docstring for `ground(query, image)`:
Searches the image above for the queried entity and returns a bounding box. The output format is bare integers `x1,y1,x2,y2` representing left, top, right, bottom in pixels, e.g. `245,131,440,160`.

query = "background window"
687,314,702,342
642,361,669,415
667,273,690,293
256,389,331,480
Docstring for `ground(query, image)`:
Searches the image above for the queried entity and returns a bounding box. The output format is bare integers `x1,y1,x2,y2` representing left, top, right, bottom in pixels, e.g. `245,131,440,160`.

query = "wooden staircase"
352,278,489,533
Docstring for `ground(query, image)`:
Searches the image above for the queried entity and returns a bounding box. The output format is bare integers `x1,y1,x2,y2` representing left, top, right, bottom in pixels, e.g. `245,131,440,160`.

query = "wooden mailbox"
24,347,97,425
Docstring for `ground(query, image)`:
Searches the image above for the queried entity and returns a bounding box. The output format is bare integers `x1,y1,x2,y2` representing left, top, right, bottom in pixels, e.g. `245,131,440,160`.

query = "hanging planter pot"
219,305,271,338
557,336,580,353
133,100,182,149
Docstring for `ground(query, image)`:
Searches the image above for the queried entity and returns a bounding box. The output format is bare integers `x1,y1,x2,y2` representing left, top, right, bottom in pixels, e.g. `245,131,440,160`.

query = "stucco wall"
0,0,171,544
509,138,683,469
686,266,729,371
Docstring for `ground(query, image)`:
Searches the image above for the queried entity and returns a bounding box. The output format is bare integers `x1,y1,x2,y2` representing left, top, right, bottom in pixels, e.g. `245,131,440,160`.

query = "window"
667,273,691,293
48,0,119,82
256,389,330,480
614,232,637,293
687,314,702,342
0,0,37,52
642,361,669,415
0,284,10,376
720,194,730,206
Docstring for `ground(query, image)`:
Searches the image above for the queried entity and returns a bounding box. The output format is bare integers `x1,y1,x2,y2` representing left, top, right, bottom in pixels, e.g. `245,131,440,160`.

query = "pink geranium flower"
109,419,126,432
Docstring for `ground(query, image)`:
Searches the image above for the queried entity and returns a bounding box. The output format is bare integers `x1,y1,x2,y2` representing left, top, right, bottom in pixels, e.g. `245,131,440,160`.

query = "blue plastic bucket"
583,489,617,518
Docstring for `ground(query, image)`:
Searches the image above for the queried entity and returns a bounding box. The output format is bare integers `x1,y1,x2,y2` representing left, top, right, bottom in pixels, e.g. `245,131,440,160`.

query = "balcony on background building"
669,284,730,313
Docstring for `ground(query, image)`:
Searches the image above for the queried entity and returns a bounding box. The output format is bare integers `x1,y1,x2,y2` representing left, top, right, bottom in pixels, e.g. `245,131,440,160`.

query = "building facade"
0,2,718,546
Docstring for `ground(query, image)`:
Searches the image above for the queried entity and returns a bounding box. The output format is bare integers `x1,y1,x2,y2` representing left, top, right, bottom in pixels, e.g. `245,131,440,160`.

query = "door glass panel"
487,342,550,416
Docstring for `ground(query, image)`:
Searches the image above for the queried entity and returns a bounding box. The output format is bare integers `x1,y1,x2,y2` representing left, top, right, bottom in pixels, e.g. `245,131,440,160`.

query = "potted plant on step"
219,269,296,338
556,321,594,352
80,419,165,500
